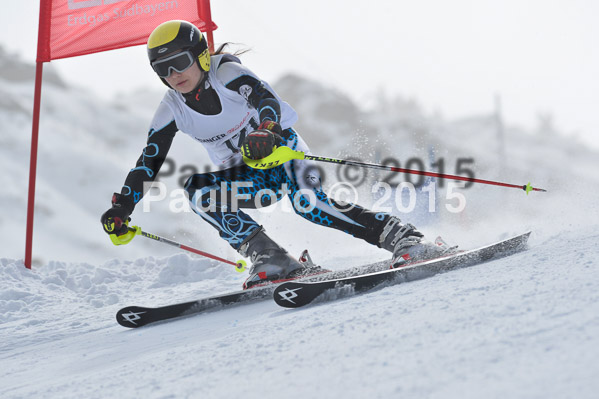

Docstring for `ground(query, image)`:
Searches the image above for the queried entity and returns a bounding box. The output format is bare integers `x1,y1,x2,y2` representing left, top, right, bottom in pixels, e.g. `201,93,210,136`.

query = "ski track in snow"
1,227,598,398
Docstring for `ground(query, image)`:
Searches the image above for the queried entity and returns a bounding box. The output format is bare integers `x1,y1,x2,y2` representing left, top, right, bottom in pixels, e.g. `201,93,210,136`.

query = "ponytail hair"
211,42,250,57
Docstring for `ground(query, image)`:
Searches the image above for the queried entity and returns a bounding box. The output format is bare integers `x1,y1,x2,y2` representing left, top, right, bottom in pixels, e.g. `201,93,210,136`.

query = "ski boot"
239,227,323,289
379,217,457,267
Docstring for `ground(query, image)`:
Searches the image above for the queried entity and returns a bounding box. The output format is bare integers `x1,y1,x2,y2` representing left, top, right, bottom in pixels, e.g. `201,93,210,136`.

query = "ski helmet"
147,20,210,80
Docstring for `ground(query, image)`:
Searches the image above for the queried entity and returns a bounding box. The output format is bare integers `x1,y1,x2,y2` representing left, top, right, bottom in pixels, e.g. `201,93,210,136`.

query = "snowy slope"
1,227,598,398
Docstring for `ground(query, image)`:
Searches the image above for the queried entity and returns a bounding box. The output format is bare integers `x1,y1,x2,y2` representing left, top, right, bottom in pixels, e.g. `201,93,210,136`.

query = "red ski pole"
128,226,247,272
244,147,547,194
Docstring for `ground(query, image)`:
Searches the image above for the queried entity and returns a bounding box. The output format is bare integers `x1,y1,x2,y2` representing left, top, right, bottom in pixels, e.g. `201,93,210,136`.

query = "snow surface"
2,228,598,398
2,48,599,398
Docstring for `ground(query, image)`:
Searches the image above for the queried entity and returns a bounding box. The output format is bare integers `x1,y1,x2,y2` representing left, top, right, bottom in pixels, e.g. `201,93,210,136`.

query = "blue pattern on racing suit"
117,121,177,213
184,128,391,250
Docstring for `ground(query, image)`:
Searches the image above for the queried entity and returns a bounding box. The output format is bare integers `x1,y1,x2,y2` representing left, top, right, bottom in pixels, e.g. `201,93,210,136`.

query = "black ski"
116,232,530,327
273,231,531,308
116,258,395,328
116,285,280,328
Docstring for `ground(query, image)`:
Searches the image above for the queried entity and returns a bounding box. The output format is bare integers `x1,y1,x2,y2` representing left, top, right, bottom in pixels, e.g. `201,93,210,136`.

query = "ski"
116,256,395,328
273,231,531,308
116,285,279,328
116,232,530,327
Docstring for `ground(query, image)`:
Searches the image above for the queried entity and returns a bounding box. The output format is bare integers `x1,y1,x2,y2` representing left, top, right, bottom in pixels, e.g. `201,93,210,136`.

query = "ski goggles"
151,51,195,78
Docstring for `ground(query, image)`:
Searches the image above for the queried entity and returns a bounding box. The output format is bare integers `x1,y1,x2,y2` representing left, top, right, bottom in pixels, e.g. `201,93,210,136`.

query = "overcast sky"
3,0,598,149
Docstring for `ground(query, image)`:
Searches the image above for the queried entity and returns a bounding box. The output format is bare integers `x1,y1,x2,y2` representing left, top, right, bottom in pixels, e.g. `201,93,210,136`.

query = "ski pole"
127,226,247,272
243,146,547,194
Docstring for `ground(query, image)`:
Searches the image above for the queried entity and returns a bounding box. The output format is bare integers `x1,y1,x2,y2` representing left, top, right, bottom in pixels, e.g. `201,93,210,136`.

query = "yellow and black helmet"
147,20,210,73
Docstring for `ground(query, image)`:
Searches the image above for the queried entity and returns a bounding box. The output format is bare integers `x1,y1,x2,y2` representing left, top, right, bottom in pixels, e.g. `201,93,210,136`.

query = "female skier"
101,20,451,288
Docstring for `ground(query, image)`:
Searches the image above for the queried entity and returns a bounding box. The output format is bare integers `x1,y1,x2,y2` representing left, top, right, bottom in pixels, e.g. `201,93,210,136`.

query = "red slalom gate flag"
37,0,217,61
25,0,216,269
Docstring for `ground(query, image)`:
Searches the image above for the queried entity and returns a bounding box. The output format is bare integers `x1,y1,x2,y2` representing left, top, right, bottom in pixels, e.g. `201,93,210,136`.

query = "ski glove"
101,196,131,236
241,121,284,160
